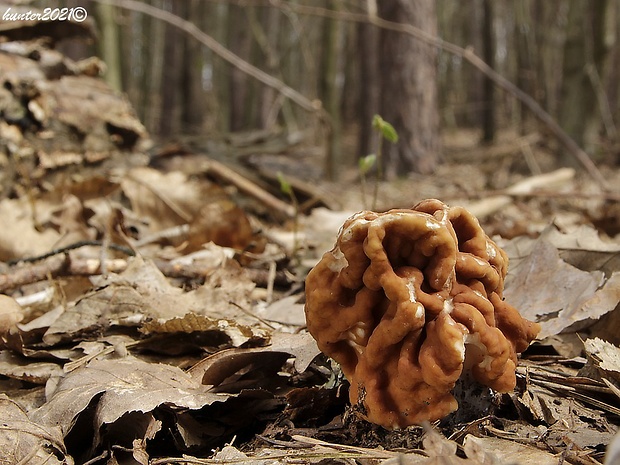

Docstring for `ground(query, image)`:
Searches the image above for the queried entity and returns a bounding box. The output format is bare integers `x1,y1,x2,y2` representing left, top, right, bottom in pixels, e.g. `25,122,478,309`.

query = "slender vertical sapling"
360,115,398,210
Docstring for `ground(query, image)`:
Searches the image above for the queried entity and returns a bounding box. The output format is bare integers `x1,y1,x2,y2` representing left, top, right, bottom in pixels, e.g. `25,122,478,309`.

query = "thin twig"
0,255,294,292
6,240,135,265
229,300,277,330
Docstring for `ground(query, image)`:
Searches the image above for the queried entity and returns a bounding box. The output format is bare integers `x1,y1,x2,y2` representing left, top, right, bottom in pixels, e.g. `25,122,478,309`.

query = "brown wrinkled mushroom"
304,199,540,429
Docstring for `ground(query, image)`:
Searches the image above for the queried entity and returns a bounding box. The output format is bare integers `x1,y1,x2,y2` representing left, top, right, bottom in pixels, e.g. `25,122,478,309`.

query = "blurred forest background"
40,0,619,182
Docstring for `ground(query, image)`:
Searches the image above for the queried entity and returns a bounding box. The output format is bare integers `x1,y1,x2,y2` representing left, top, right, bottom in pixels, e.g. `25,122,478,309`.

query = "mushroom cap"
305,199,540,429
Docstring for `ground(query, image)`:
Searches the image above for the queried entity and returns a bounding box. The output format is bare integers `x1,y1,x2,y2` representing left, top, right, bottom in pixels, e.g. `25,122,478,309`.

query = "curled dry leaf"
188,332,320,388
0,351,63,384
503,224,620,339
584,337,620,386
463,435,551,465
0,294,23,334
32,358,229,440
504,240,618,338
121,167,255,251
0,198,61,261
41,257,260,347
378,428,498,464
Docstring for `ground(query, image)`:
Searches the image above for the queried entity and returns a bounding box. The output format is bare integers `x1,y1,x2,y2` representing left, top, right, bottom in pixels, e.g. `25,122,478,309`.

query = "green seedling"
360,115,399,210
372,114,399,143
359,153,376,209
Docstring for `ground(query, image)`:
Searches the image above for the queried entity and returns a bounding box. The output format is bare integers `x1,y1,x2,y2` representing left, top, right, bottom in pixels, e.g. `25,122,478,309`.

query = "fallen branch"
447,133,541,162
0,255,294,293
463,168,576,218
0,255,69,292
6,240,135,265
200,157,296,219
254,167,341,212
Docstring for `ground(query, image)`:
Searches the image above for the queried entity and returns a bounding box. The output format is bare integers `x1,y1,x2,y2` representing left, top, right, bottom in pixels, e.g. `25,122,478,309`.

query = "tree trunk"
144,0,166,134
357,19,380,161
210,0,231,132
95,3,122,92
513,1,541,134
558,0,610,157
463,0,483,128
378,0,440,177
257,6,281,129
320,0,344,181
228,4,253,132
181,0,206,133
606,3,620,135
159,0,185,137
481,0,495,142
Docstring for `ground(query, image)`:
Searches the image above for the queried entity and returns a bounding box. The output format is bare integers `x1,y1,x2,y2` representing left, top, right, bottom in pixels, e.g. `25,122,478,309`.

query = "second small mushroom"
305,199,540,429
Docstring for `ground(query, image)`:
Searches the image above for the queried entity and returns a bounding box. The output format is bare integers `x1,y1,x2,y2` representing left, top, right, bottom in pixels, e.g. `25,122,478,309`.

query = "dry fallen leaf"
121,166,255,251
188,331,320,388
32,357,229,435
379,427,496,464
0,394,67,465
121,166,205,230
606,429,620,465
504,239,616,338
39,257,261,348
544,223,620,254
0,294,23,334
142,312,264,348
584,337,620,386
259,294,306,327
463,435,549,465
0,351,63,384
0,198,61,261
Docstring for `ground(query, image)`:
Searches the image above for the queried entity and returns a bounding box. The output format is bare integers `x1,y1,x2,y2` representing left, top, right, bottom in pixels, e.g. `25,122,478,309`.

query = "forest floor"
1,121,619,465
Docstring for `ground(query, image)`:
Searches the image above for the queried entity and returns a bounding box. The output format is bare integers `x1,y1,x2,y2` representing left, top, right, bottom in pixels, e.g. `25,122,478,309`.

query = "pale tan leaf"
463,435,551,465
584,337,620,385
0,394,66,465
504,240,610,338
31,357,229,436
0,294,23,334
142,312,263,347
543,224,620,254
0,351,63,384
0,198,61,261
606,430,620,465
260,294,306,326
120,167,207,230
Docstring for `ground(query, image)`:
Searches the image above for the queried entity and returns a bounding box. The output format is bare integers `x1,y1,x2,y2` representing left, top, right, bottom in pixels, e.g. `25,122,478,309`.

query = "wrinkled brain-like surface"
304,199,540,429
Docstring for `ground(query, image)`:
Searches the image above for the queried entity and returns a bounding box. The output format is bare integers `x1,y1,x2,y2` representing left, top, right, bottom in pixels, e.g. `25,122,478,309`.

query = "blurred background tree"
377,0,439,177
51,0,618,179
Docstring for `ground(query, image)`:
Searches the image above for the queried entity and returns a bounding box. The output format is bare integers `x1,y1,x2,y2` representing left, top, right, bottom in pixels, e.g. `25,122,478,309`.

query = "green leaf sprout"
372,114,399,143
358,154,377,175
